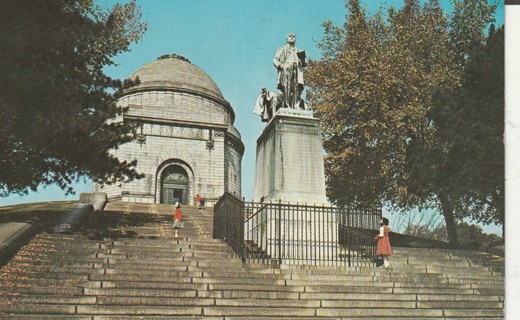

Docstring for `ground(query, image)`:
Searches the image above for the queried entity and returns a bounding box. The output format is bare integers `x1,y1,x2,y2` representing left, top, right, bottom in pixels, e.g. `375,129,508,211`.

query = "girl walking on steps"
376,217,392,267
173,202,183,229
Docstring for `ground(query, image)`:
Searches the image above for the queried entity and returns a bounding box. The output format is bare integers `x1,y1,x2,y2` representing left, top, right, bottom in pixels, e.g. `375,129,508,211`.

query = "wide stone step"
6,258,106,268
0,286,84,296
286,279,466,288
96,296,215,306
401,259,503,270
106,247,233,256
0,316,503,320
9,252,108,261
299,292,503,302
104,258,245,269
207,283,304,292
98,268,286,280
193,277,283,285
0,295,96,304
188,264,272,272
203,306,317,317
416,300,503,309
305,284,494,295
0,316,92,320
0,304,204,317
98,251,236,259
197,290,301,300
88,274,197,283
111,239,229,247
20,241,103,251
392,256,469,263
315,307,502,318
84,288,198,298
11,251,101,261
416,294,503,302
107,258,244,268
0,304,77,315
103,269,203,277
108,244,231,252
285,280,394,288
425,265,496,273
448,278,503,285
0,270,93,280
0,277,92,288
100,281,208,291
442,308,505,318
393,287,501,295
2,264,103,274
94,296,321,308
76,305,201,316
294,275,451,284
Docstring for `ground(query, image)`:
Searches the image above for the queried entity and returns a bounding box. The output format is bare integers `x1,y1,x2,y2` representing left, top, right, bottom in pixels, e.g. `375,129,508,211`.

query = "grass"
0,201,76,228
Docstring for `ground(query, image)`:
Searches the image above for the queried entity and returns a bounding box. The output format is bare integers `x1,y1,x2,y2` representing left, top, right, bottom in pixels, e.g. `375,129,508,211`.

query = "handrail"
214,193,381,266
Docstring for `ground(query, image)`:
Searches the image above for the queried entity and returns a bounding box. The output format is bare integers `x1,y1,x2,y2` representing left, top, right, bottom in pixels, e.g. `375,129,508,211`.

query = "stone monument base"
253,110,328,205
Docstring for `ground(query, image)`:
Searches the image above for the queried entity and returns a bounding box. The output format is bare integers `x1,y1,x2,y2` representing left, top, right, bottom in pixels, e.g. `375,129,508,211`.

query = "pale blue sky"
1,0,504,235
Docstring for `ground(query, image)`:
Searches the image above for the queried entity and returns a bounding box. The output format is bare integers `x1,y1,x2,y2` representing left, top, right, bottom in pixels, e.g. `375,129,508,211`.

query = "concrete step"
110,242,228,250
0,316,92,320
99,281,208,291
315,307,503,318
84,288,198,298
104,258,245,269
0,276,91,287
7,249,107,262
0,316,504,320
0,286,84,296
0,296,96,304
393,286,503,295
0,270,94,280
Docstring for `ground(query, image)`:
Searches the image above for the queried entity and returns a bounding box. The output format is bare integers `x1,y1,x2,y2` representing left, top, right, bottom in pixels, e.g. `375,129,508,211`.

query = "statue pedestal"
253,110,328,205
246,206,338,265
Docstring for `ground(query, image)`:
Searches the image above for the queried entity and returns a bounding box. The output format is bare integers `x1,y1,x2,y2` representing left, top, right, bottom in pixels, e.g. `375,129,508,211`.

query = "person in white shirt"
376,217,392,267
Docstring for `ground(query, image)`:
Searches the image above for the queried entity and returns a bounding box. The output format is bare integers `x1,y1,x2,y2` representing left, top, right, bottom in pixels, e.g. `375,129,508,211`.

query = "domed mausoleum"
96,55,244,206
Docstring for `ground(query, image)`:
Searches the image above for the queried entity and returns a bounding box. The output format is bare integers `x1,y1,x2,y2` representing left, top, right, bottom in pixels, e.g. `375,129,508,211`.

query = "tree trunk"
438,192,459,248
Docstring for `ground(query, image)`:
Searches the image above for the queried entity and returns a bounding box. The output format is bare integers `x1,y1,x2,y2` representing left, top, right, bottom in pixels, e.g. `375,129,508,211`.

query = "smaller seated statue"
253,88,283,122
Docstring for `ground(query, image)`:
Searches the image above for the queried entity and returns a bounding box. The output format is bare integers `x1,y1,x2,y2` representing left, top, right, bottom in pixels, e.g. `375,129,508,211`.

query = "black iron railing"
338,205,382,266
214,193,381,266
213,193,245,261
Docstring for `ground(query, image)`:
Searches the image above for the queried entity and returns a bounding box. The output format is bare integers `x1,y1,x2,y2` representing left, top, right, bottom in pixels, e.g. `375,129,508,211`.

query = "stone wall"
224,137,243,199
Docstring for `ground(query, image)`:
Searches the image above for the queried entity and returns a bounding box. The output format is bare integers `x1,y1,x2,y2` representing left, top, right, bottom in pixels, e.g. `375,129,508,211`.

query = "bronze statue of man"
273,32,306,109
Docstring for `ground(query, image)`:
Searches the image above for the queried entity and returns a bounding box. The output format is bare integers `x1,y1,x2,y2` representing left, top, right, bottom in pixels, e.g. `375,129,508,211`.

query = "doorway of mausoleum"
161,165,189,205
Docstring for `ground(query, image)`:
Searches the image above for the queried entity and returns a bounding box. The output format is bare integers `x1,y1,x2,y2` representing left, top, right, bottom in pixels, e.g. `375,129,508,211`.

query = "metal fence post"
347,205,351,267
277,199,281,266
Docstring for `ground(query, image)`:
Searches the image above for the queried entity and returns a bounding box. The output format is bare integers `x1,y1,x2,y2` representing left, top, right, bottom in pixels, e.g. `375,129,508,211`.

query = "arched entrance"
160,165,189,205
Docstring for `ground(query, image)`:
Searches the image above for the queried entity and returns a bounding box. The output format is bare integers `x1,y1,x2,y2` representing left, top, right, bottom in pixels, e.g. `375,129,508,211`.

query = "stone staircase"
0,202,504,319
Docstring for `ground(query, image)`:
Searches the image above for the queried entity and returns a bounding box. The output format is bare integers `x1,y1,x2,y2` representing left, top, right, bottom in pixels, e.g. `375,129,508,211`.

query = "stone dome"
128,54,225,103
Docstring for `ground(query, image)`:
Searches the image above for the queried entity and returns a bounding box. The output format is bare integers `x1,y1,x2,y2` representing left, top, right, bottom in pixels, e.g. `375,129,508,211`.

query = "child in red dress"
173,202,183,229
195,194,202,210
376,217,392,268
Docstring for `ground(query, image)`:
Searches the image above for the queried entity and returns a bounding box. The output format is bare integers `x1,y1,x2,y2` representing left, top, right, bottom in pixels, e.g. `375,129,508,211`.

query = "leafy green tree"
0,0,147,196
431,25,504,235
306,0,500,247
